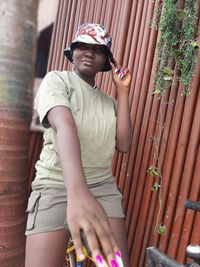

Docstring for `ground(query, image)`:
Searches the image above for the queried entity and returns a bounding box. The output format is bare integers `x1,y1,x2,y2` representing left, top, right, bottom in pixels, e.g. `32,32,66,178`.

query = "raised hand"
111,61,131,93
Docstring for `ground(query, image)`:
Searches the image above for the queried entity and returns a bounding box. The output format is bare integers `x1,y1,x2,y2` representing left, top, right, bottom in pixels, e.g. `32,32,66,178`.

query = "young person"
25,23,132,267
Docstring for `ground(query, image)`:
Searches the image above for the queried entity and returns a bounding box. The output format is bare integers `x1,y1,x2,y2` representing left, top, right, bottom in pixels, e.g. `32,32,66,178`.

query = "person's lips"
81,59,93,66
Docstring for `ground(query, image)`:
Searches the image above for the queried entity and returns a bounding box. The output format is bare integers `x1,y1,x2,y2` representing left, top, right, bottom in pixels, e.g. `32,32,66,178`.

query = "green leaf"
147,165,159,177
176,10,188,20
191,41,199,49
156,224,167,234
151,182,161,192
162,67,174,76
174,50,183,59
162,67,174,81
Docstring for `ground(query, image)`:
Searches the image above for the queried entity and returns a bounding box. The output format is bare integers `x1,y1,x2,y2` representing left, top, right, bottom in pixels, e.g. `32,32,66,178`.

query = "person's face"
72,43,107,78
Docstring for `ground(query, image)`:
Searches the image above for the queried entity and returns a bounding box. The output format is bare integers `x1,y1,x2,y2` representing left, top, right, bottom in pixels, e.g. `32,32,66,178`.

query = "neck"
75,70,96,87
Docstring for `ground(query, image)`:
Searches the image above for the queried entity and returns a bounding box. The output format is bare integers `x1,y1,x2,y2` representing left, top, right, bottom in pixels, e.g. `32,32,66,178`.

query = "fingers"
111,61,129,80
80,216,117,265
115,251,124,267
69,214,123,266
117,68,129,79
90,220,116,264
67,191,124,266
68,223,86,261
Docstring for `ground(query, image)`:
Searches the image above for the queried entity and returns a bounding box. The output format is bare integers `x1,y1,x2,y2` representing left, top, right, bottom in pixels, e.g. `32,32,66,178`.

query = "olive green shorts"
25,177,125,236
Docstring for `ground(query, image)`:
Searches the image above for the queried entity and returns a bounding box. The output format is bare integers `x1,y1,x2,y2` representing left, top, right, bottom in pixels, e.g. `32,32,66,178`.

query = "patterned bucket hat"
64,23,114,72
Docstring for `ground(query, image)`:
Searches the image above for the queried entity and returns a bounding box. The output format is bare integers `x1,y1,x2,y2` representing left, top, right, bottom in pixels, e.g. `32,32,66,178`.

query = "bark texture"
0,1,38,266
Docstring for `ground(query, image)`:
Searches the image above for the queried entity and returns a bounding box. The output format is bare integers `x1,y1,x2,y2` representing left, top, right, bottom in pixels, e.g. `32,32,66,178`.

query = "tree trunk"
0,1,38,266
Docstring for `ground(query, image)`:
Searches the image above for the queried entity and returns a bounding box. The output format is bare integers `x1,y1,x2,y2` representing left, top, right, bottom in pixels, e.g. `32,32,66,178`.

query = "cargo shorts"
25,177,125,235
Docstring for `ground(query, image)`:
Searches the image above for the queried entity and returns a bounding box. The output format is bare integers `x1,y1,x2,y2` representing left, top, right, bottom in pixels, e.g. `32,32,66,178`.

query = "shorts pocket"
26,192,41,230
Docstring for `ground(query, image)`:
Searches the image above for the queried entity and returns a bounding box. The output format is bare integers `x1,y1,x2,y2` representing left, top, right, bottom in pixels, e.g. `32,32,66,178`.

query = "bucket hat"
64,23,114,72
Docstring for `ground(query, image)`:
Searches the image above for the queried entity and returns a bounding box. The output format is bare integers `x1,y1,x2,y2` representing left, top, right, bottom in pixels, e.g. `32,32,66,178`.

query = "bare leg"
109,218,130,267
25,229,71,267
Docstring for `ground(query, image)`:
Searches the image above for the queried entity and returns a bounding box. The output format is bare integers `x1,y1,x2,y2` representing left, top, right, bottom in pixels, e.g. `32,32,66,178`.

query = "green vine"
152,0,199,97
177,0,199,94
148,0,199,235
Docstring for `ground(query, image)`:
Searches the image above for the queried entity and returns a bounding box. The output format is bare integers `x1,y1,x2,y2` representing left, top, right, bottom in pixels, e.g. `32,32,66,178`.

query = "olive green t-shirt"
32,71,117,189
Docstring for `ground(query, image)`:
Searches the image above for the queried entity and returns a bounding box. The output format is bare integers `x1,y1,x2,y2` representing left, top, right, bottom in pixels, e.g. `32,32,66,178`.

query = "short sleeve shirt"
32,71,117,189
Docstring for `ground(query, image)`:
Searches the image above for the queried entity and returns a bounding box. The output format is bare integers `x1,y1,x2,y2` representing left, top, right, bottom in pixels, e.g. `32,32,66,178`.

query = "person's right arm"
47,106,121,267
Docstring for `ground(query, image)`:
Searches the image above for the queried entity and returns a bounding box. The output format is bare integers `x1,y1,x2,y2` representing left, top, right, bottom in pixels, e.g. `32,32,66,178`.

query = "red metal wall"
28,0,200,266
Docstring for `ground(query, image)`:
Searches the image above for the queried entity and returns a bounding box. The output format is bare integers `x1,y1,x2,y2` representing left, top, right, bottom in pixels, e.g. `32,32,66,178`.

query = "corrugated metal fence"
28,0,200,266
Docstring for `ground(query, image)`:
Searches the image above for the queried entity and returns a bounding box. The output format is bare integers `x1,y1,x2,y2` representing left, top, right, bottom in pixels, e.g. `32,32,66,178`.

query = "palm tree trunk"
0,1,38,266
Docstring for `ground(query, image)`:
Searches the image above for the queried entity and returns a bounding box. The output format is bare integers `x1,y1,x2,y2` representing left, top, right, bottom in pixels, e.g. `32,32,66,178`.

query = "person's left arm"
112,63,132,153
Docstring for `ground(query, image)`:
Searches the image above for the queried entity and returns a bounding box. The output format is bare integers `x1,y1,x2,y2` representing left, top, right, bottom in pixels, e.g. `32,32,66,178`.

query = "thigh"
25,229,71,267
109,218,130,267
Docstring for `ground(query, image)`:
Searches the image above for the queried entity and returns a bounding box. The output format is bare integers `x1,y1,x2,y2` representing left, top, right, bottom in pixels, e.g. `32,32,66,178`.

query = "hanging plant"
152,0,199,97
148,0,199,235
176,0,199,95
